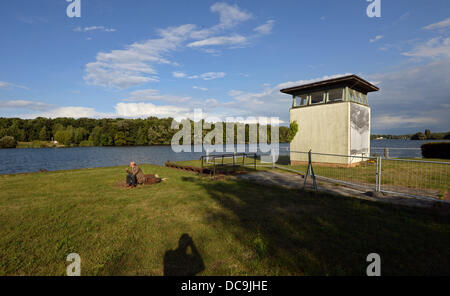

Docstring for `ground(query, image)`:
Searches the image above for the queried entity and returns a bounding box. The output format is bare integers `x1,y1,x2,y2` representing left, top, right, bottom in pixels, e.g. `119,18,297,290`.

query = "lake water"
0,140,448,175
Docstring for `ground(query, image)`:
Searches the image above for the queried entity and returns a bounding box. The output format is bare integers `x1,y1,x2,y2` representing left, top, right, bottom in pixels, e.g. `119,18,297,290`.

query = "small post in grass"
303,150,318,191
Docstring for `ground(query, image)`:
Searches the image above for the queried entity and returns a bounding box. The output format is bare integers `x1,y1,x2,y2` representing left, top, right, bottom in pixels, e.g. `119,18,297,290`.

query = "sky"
0,0,449,134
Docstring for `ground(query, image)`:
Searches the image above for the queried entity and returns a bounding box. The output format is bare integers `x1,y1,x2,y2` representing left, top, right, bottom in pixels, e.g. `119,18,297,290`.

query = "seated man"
125,161,145,187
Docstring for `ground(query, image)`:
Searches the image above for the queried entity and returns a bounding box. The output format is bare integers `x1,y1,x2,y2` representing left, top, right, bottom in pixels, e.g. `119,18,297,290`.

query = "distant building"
280,74,379,166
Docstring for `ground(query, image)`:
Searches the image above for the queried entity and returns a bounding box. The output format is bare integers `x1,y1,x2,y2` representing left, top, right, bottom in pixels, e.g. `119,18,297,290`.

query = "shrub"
421,142,450,159
31,140,48,148
0,136,17,148
287,120,298,143
79,140,94,147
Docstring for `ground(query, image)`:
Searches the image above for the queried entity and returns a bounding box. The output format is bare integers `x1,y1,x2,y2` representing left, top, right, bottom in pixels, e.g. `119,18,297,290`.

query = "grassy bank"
16,141,63,148
0,164,449,275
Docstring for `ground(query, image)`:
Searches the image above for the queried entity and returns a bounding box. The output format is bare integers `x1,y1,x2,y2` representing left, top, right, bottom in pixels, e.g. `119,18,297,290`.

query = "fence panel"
380,158,449,200
290,151,378,191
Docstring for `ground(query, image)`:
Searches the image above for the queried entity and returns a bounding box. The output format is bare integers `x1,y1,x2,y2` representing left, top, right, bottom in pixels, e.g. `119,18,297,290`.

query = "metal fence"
379,158,449,200
277,150,449,202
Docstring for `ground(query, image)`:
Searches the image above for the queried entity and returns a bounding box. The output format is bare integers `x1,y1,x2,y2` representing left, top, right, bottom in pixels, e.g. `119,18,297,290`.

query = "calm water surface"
0,140,447,174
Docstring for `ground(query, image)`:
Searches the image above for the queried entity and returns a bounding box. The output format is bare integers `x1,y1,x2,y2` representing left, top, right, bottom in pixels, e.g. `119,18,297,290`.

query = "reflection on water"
0,140,448,174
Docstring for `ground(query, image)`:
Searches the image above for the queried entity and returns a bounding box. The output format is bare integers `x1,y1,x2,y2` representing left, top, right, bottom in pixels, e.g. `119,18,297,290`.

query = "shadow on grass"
181,176,450,275
164,234,205,276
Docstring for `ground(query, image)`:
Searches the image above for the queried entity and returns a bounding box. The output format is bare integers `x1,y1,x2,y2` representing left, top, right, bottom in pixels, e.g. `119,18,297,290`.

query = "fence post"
304,150,318,191
375,156,382,192
378,157,382,192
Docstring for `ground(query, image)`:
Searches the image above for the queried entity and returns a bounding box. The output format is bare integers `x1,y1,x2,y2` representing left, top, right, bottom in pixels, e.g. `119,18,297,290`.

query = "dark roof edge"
280,74,379,95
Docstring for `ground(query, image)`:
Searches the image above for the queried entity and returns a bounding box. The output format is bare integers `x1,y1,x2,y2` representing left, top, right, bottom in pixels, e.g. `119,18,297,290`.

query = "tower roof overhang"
280,74,379,96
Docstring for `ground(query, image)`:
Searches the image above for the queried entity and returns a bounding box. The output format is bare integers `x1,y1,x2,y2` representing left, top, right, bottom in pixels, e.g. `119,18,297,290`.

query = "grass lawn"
0,164,449,275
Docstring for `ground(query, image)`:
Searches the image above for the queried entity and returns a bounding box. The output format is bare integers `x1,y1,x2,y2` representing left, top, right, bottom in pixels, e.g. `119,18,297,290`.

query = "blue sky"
0,0,449,134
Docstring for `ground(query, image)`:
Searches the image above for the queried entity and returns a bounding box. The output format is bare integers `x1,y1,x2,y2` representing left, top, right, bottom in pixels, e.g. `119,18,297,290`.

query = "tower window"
294,95,308,106
310,91,324,104
328,88,343,102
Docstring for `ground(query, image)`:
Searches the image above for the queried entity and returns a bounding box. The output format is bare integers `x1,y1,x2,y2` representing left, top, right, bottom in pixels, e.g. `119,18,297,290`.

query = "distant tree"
54,129,73,145
0,117,324,147
148,126,162,145
89,126,102,146
73,127,87,144
135,127,148,146
411,132,426,140
7,122,25,142
114,131,127,146
425,129,432,139
52,123,65,135
39,126,48,141
0,128,7,139
100,134,114,146
0,136,17,148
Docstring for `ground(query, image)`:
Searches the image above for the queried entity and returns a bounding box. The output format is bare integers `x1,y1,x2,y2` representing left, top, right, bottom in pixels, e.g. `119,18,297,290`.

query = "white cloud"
0,100,51,111
369,35,384,43
115,102,190,118
32,107,103,118
189,2,252,40
18,106,112,119
205,98,219,106
197,72,226,80
423,18,450,30
193,86,208,91
124,89,190,103
0,81,28,90
84,24,196,89
74,26,116,32
175,72,226,80
187,2,253,47
228,90,243,96
187,35,247,47
402,37,450,58
172,72,187,78
254,20,275,35
83,3,268,89
210,2,253,29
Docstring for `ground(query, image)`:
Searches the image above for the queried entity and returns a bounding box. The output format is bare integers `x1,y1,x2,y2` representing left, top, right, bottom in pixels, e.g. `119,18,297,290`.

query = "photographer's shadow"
163,234,205,276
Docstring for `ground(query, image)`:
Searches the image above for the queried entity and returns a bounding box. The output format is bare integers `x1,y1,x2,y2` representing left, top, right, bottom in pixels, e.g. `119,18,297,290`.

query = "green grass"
0,164,449,275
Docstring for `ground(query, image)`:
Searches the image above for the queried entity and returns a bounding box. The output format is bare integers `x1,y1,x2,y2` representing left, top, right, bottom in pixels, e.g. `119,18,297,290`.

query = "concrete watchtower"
280,75,379,165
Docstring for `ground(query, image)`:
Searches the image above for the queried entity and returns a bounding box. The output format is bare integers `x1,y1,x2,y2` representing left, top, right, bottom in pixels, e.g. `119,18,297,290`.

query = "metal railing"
201,153,258,176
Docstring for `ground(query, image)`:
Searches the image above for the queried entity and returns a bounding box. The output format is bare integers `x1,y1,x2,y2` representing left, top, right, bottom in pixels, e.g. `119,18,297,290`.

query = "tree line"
372,129,450,141
0,117,292,148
